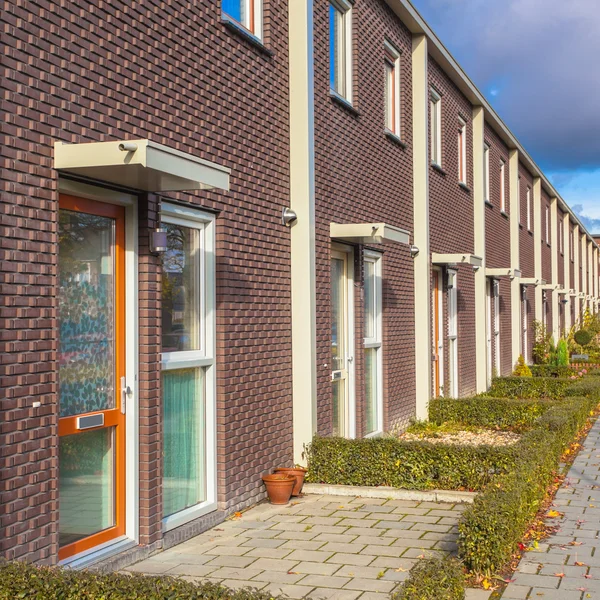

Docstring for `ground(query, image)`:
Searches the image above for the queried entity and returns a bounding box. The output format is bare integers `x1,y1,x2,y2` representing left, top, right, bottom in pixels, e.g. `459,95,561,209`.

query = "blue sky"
410,0,600,232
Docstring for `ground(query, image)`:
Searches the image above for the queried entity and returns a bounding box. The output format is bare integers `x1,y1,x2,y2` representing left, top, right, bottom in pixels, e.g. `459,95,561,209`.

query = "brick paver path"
127,494,466,599
503,418,600,599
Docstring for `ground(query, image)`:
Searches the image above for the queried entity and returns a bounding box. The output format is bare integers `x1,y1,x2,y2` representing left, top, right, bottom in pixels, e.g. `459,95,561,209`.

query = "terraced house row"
2,0,600,570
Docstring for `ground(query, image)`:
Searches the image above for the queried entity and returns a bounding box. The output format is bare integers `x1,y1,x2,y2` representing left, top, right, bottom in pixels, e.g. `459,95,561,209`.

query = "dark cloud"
411,0,600,171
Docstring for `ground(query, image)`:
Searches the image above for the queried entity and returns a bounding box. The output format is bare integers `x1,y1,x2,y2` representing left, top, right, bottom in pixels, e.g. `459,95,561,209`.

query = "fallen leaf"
288,571,299,575
554,572,566,578
482,578,492,590
584,574,593,579
547,510,562,518
569,541,583,546
575,561,587,566
395,567,408,572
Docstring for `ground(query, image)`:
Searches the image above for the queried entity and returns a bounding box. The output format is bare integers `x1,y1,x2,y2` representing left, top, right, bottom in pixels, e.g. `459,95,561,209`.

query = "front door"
432,269,444,396
57,195,126,560
486,278,493,385
331,249,354,437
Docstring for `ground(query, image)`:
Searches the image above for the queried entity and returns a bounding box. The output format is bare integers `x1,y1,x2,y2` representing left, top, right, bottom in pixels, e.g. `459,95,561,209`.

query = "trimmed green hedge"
564,378,600,399
484,376,573,399
429,396,551,432
0,560,276,600
393,556,464,600
305,436,518,491
529,365,575,378
458,396,595,575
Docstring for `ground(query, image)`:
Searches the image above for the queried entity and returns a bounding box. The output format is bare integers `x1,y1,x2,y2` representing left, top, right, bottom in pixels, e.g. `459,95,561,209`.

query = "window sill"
500,210,509,219
330,90,360,116
547,243,551,248
458,182,471,193
221,14,273,56
528,229,533,236
431,162,446,175
519,223,524,229
384,130,407,148
485,200,493,208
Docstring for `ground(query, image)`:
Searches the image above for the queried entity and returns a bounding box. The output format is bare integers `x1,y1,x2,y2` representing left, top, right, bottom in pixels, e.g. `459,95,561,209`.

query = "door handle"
120,377,131,415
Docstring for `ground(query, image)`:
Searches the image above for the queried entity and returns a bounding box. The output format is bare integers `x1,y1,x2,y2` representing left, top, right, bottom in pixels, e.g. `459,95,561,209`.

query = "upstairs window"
483,144,490,202
430,89,442,166
384,42,401,137
457,118,466,184
500,160,506,212
329,0,352,102
559,219,564,254
526,187,532,230
545,205,550,244
222,0,262,37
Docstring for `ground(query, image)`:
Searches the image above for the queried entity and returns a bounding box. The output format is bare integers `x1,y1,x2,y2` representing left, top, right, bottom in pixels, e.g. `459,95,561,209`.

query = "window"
364,252,383,436
483,144,490,202
384,42,401,137
457,118,466,183
516,176,521,222
545,205,550,245
222,0,262,37
526,187,532,230
447,270,458,398
329,0,352,102
161,203,216,529
500,160,506,212
559,218,564,254
430,89,442,166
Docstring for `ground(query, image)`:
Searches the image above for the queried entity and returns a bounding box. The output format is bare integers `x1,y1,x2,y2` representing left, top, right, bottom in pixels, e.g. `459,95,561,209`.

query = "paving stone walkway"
127,494,467,599
503,417,600,599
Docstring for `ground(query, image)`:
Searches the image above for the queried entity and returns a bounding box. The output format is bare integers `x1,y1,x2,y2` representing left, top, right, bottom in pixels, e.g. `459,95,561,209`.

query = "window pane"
330,4,345,96
59,428,115,547
332,378,345,437
163,368,205,517
223,0,242,23
161,223,200,352
385,63,394,131
364,260,376,339
365,347,378,435
331,257,346,370
58,209,115,417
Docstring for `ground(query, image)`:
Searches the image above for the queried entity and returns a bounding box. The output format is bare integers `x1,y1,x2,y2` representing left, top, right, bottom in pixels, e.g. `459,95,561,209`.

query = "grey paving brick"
325,552,374,566
204,555,257,569
250,557,300,572
220,579,268,591
332,565,384,579
294,562,342,576
286,549,335,562
500,584,530,599
263,584,316,599
208,567,265,580
307,588,362,600
299,575,351,588
342,577,396,592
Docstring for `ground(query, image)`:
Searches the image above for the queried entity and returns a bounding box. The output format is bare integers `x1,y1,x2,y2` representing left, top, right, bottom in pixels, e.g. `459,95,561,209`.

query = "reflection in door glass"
58,210,115,417
59,428,115,547
331,257,346,436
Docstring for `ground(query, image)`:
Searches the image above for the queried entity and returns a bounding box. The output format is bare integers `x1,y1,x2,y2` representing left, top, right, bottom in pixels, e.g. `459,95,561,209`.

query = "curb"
303,483,476,503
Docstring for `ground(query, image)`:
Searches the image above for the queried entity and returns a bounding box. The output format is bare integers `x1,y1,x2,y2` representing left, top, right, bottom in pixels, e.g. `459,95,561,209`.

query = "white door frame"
432,267,444,396
331,245,356,438
486,278,493,386
447,269,458,398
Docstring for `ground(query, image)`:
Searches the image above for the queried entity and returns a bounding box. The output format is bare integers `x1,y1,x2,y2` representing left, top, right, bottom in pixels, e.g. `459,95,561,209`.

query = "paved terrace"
127,494,467,599
503,417,600,599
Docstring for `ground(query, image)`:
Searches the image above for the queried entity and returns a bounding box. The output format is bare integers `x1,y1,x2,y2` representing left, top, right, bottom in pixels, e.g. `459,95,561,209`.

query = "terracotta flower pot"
262,473,295,505
274,467,308,496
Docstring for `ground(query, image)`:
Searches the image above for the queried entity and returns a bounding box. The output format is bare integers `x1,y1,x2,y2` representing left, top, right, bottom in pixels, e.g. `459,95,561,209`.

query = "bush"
512,355,532,377
564,377,600,400
484,376,572,399
393,556,465,600
429,396,551,432
556,339,569,367
529,365,575,378
0,560,276,600
574,329,593,347
458,396,596,575
305,436,519,491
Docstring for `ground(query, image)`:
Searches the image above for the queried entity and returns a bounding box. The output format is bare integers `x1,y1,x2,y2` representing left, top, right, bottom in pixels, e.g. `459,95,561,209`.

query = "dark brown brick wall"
428,56,476,396
313,0,416,434
1,0,292,563
483,123,512,375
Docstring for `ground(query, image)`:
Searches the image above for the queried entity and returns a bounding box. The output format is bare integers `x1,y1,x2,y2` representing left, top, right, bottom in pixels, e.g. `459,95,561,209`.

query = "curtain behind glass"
162,368,205,517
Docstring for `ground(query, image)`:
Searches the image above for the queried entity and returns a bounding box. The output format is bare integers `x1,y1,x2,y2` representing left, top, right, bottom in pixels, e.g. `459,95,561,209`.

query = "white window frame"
500,160,506,213
430,89,442,166
222,0,262,39
545,205,550,245
457,118,467,184
384,41,401,137
447,269,459,398
330,0,353,103
526,187,532,231
493,279,500,375
364,251,383,437
483,144,490,203
160,202,217,532
559,217,564,254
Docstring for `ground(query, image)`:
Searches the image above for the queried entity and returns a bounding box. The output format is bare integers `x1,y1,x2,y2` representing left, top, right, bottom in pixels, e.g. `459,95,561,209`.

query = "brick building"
2,0,600,569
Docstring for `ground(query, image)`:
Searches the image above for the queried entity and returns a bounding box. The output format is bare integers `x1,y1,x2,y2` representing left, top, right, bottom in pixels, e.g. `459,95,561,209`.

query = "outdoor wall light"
409,245,419,258
560,298,569,305
118,141,138,152
150,227,168,254
282,207,298,227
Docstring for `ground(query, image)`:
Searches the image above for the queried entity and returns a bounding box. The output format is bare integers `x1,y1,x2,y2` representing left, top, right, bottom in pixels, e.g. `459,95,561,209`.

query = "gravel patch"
399,429,521,447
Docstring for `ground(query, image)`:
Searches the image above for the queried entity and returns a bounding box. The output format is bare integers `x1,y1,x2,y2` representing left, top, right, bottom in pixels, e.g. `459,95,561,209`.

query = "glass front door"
58,195,125,560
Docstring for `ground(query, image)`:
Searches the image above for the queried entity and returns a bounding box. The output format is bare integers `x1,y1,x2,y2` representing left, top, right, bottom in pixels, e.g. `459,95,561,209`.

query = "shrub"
484,376,572,399
529,365,575,378
0,560,276,600
429,397,551,432
532,320,551,365
305,436,519,491
393,556,465,600
458,396,595,575
556,339,569,367
512,355,532,377
564,377,600,400
574,329,593,347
